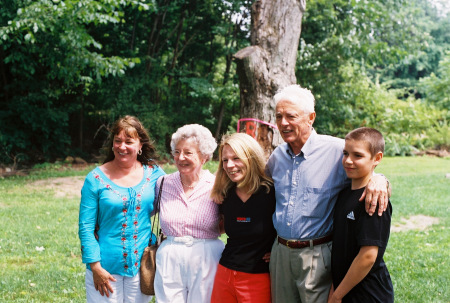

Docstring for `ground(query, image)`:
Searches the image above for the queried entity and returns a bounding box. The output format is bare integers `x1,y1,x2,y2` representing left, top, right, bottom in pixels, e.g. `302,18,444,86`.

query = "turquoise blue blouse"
78,164,165,277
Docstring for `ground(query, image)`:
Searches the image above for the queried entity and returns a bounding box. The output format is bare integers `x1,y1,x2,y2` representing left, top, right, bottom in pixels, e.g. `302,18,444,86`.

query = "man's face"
275,100,315,149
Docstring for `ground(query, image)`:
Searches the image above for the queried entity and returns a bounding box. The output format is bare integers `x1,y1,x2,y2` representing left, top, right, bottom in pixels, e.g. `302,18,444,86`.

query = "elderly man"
266,85,390,303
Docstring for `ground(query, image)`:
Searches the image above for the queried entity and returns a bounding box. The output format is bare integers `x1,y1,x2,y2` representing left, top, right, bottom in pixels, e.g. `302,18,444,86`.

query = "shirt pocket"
302,187,332,218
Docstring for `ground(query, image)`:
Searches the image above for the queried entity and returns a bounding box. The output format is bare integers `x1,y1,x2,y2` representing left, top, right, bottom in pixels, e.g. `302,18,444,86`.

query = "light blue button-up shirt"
266,130,350,240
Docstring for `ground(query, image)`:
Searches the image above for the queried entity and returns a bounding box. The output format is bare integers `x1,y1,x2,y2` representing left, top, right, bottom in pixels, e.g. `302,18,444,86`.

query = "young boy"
329,127,394,303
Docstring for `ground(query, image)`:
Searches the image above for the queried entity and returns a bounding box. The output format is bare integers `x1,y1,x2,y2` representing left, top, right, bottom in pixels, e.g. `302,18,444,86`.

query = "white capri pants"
154,236,224,303
85,269,153,303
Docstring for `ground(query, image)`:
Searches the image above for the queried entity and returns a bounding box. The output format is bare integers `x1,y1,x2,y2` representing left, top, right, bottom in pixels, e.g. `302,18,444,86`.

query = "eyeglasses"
171,150,198,158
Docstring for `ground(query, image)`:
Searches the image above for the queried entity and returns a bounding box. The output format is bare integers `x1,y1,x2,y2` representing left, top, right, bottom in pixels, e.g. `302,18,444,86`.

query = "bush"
314,63,449,155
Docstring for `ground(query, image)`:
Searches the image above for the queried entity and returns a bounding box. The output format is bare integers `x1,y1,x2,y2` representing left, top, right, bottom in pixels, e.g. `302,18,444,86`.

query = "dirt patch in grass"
391,215,439,232
26,177,443,234
30,176,85,198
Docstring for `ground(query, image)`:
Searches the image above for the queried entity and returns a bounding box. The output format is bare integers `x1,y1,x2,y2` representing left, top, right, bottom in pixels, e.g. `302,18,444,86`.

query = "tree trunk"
234,0,306,149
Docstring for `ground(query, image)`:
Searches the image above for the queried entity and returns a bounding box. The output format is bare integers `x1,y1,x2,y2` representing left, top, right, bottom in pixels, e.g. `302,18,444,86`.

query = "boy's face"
342,139,382,181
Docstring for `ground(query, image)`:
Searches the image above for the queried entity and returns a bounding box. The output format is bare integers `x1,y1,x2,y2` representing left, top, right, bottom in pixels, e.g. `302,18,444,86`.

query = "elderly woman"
210,133,277,303
154,124,224,303
78,115,165,303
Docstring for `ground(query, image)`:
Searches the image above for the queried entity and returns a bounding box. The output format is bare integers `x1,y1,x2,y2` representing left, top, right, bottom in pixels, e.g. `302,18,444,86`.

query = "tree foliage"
0,0,146,163
297,0,449,154
0,0,448,165
0,0,247,164
420,51,450,109
329,63,448,155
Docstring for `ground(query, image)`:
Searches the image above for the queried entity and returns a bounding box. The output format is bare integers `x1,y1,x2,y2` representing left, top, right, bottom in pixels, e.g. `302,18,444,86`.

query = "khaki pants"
269,239,332,303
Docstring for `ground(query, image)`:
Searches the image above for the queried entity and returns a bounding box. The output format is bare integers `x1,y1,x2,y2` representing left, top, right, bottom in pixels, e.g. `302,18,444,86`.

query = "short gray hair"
274,84,315,114
170,124,217,161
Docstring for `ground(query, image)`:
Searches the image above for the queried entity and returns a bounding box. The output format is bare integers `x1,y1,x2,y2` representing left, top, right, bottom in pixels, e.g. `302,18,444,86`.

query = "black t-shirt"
219,185,277,273
332,186,394,303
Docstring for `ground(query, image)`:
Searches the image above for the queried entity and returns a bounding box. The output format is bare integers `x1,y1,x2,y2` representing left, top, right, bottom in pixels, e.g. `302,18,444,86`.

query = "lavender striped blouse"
156,170,220,239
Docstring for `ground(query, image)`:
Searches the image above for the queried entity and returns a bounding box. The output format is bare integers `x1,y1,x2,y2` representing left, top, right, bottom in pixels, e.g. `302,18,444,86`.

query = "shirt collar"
285,129,317,159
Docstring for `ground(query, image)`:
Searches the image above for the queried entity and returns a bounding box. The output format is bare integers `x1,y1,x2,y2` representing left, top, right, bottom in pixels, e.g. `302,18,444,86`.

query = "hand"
328,285,342,303
211,195,224,205
328,294,342,303
327,284,335,303
91,262,116,297
218,215,225,234
359,175,388,216
262,252,271,263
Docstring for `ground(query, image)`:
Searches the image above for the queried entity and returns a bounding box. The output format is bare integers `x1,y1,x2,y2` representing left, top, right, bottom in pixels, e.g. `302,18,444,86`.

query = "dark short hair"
103,115,157,165
345,127,385,157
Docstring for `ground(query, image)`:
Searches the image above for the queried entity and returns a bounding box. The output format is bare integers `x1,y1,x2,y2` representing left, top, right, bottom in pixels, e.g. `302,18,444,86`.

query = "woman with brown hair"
78,115,165,303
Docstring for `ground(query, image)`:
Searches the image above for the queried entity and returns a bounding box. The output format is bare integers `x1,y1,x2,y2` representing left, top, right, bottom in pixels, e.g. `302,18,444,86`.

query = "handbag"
140,177,165,296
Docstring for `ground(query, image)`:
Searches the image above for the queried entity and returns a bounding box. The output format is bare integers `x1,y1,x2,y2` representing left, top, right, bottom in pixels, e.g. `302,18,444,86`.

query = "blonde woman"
210,133,276,303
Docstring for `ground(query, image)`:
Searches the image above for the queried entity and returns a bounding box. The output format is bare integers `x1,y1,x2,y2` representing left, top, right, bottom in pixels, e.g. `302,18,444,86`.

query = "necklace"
180,173,201,189
181,180,195,188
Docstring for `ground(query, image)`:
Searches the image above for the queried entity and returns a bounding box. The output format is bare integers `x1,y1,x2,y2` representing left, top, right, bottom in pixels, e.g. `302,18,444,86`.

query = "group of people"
78,85,394,303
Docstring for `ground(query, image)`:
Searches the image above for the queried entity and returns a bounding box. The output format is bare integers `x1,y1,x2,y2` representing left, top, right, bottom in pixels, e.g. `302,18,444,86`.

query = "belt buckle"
184,235,194,247
174,235,194,246
285,239,293,248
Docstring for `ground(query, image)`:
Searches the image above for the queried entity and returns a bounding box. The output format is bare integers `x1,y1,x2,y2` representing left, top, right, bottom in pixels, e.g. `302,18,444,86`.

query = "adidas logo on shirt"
347,211,355,220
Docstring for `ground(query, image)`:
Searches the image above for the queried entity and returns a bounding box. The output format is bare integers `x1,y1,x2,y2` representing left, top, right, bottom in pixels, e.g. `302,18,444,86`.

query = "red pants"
210,264,272,303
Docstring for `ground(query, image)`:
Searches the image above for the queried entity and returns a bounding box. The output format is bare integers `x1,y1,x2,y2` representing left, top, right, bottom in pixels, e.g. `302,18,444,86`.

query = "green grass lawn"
0,156,448,302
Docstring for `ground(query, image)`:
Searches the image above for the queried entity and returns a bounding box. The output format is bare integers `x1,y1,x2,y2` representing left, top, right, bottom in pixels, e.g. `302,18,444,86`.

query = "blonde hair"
211,133,273,203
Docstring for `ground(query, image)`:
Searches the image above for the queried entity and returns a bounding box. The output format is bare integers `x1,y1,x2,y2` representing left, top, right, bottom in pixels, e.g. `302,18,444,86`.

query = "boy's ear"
373,151,383,166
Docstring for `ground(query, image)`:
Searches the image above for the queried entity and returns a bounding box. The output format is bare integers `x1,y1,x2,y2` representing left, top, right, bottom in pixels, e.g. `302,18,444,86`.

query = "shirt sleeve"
356,202,392,249
78,173,101,264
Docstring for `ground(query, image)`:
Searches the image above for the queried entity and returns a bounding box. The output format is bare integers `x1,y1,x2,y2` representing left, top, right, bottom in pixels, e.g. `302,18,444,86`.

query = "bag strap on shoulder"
150,177,164,245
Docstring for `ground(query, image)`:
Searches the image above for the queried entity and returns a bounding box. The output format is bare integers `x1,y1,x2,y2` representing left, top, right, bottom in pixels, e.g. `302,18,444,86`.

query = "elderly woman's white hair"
170,124,217,161
274,84,315,114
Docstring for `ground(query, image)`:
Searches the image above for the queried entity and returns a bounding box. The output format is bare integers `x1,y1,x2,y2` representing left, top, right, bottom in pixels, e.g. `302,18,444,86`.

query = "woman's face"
173,138,206,176
222,144,246,184
112,130,142,164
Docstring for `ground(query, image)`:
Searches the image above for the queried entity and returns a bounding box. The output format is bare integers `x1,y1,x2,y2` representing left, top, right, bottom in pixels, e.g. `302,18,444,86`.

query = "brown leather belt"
277,234,333,249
